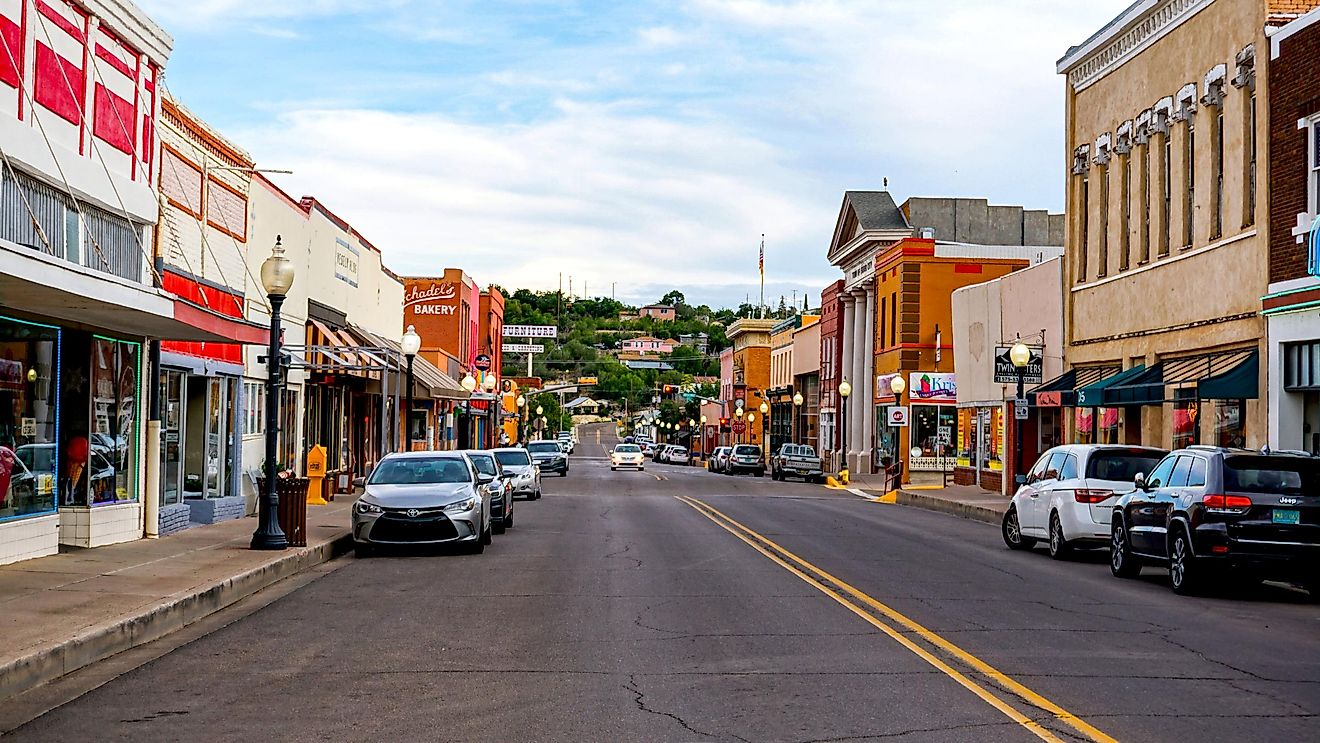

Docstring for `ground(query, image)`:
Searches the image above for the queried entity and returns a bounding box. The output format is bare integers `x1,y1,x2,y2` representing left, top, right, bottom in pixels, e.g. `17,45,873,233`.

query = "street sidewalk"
0,499,354,704
847,475,1009,527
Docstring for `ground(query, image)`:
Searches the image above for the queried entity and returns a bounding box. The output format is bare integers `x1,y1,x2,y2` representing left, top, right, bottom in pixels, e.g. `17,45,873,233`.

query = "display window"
0,316,60,521
1075,408,1095,444
1214,399,1245,448
1173,392,1199,449
80,337,140,506
1099,408,1120,445
911,405,956,457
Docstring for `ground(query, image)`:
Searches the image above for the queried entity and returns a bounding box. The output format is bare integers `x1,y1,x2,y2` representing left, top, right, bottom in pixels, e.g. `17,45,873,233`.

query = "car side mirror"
1015,474,1028,486
477,474,494,485
1133,472,1146,490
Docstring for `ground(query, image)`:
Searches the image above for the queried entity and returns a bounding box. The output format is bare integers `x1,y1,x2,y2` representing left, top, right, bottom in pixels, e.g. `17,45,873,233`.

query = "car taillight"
1203,494,1252,513
1073,489,1113,504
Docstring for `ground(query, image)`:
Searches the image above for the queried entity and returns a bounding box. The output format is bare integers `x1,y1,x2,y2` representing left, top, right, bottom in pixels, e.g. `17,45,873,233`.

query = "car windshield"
528,442,561,454
733,445,760,456
369,457,472,485
615,445,641,453
468,455,498,476
495,450,531,467
1224,456,1318,495
1085,450,1166,482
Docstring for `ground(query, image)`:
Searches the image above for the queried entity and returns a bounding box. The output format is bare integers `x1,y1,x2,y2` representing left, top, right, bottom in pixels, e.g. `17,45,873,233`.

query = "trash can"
256,477,309,547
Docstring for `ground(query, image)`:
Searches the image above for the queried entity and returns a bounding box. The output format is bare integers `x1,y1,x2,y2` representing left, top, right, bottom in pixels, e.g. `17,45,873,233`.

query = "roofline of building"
1269,3,1320,57
1057,0,1157,73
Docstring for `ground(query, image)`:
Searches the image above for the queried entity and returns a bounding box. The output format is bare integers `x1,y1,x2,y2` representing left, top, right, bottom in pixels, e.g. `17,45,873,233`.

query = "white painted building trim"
1059,0,1216,91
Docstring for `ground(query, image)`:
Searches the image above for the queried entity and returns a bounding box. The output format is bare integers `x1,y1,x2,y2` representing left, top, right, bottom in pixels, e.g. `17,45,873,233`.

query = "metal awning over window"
1029,365,1121,407
351,326,468,400
1107,350,1258,405
1077,364,1147,407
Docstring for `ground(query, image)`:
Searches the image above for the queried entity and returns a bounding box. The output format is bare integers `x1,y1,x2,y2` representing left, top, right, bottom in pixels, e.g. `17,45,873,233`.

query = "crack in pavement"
624,673,753,743
604,541,644,569
792,719,1021,742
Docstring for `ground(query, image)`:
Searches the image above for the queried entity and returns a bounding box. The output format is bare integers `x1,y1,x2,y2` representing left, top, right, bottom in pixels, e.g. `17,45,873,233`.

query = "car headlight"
355,501,382,515
443,496,480,513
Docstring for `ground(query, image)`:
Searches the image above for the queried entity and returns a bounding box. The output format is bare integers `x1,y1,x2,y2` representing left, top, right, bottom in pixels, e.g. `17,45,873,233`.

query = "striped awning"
351,326,469,400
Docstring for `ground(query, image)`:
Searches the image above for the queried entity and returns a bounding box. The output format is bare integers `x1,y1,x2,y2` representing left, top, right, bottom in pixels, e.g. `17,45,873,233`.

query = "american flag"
759,238,764,276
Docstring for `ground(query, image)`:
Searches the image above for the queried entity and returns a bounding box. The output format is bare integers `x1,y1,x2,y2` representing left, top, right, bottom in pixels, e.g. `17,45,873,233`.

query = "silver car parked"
493,447,542,500
352,451,492,557
466,450,515,534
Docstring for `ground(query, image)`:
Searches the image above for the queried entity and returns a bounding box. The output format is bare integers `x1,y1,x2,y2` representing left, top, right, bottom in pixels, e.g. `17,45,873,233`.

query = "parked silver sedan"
352,451,492,557
493,447,542,500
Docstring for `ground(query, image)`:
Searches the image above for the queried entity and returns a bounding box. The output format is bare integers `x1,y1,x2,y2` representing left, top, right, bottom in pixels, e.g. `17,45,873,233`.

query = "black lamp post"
1010,338,1032,486
252,236,294,551
759,400,769,454
792,391,804,444
401,325,421,451
838,378,852,475
516,394,527,444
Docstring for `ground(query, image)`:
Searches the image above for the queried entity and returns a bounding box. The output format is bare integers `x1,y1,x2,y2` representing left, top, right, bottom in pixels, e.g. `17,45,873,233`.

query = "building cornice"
1058,0,1215,92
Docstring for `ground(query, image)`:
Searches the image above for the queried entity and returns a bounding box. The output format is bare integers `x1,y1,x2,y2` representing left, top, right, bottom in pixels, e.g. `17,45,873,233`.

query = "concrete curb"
895,490,1006,526
0,532,354,704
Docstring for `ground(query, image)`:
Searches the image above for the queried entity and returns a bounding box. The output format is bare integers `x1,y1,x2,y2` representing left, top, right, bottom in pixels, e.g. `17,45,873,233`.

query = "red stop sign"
732,421,746,434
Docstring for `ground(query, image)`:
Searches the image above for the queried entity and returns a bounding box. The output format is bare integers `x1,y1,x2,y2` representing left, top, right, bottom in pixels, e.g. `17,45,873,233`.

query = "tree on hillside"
659,290,686,307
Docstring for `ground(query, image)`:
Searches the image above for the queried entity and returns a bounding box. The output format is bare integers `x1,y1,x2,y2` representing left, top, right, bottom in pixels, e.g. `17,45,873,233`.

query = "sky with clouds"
138,0,1131,309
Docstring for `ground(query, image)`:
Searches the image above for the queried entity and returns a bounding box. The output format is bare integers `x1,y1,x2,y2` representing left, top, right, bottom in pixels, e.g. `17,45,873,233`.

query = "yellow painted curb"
877,491,897,503
906,484,944,490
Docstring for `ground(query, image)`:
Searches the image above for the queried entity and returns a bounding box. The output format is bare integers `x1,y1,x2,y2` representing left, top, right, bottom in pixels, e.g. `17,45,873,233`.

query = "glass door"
205,378,225,498
160,370,185,505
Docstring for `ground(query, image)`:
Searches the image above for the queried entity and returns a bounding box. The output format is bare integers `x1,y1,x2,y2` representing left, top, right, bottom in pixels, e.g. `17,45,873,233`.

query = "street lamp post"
838,378,852,477
536,404,544,440
889,375,906,486
516,394,526,444
401,325,421,451
747,412,757,451
759,401,769,455
252,236,294,551
699,415,707,460
1010,338,1032,487
792,391,804,444
460,374,477,447
735,405,745,444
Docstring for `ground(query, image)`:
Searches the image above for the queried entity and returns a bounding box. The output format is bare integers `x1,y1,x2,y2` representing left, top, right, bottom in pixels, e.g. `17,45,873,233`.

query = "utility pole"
557,273,563,333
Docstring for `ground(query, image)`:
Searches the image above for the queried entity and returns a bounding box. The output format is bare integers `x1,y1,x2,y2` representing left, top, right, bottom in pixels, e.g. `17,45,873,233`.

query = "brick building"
1264,4,1320,454
818,280,845,469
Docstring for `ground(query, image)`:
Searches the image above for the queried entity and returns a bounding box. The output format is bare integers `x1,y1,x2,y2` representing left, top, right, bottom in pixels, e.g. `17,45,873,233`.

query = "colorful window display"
957,407,1002,471
73,337,140,506
1075,407,1120,444
1214,399,1246,448
0,317,60,521
1173,391,1200,449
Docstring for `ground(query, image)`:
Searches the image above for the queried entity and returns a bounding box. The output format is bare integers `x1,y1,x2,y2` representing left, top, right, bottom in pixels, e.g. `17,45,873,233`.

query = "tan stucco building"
1055,0,1284,451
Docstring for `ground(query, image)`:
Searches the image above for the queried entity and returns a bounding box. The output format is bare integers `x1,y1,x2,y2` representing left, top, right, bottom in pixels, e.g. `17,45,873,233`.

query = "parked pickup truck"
771,444,825,483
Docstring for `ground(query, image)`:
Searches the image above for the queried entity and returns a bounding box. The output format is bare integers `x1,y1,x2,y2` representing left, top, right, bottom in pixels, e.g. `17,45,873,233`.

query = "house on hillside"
679,333,710,353
564,397,603,415
621,336,674,354
640,304,677,321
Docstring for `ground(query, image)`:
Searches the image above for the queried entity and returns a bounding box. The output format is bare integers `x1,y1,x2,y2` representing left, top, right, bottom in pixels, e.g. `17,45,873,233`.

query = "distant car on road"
465,450,514,533
493,448,541,500
1002,445,1166,559
351,451,492,557
1109,447,1320,597
727,444,765,477
528,440,569,477
557,431,575,454
610,443,645,471
771,443,824,482
659,445,689,465
708,447,732,474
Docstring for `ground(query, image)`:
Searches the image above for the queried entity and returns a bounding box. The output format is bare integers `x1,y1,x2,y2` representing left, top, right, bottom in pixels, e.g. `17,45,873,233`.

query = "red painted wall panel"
92,83,133,153
34,43,83,124
0,16,21,88
161,271,245,363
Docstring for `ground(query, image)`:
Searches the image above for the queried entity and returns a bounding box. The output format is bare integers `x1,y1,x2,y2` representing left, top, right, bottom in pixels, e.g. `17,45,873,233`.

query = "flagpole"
759,234,765,319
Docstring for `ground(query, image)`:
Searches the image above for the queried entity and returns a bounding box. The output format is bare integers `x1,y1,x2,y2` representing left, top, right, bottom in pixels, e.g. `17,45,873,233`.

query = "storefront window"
1099,408,1120,445
1214,399,1246,448
84,338,139,505
1,316,60,520
1173,392,1199,449
912,405,956,458
159,370,184,506
1075,408,1095,444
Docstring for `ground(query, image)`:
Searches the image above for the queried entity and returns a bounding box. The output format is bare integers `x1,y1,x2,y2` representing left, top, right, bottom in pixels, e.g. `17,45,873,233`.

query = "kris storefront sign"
503,325,558,338
993,346,1044,385
405,282,459,316
908,373,956,403
334,238,359,288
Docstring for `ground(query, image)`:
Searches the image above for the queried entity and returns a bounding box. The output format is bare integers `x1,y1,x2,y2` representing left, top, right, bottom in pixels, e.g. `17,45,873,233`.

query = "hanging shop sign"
474,354,492,371
993,346,1044,385
503,325,558,338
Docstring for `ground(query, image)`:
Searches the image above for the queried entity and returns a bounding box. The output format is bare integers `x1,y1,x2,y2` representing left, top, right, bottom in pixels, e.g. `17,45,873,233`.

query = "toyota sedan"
352,452,492,557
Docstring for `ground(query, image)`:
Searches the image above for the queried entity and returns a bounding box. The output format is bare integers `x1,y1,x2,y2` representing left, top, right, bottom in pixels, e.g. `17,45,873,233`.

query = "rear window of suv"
1085,450,1166,482
1224,456,1318,495
733,445,760,456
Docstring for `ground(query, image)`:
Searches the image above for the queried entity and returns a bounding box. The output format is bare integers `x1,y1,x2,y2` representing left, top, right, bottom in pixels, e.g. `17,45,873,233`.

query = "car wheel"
481,521,493,545
504,512,514,529
354,542,373,559
1109,518,1142,578
468,535,486,554
1001,505,1035,550
611,466,617,471
755,470,764,478
1303,576,1320,603
534,489,543,500
1169,526,1202,595
493,518,506,535
1048,512,1072,560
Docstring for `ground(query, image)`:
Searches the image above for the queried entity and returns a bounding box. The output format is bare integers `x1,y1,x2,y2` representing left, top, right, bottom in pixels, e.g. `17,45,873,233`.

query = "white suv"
1003,445,1167,559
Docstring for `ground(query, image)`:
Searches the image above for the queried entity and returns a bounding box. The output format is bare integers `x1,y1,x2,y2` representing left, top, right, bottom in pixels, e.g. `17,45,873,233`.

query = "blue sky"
139,0,1130,309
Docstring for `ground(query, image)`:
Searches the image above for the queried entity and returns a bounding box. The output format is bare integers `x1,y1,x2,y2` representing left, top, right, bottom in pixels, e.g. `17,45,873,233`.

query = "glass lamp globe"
461,374,477,393
838,379,852,399
400,325,422,357
1010,340,1032,368
536,405,544,416
483,375,497,392
260,236,295,297
890,375,906,396
793,392,804,406
759,401,769,415
517,395,526,407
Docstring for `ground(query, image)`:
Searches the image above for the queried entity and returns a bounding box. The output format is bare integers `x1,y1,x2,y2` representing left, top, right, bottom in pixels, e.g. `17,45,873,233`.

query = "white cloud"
235,102,830,304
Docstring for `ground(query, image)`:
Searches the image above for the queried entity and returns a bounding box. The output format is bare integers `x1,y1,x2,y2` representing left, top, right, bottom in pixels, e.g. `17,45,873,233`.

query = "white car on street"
610,443,646,471
658,445,690,465
1002,444,1167,559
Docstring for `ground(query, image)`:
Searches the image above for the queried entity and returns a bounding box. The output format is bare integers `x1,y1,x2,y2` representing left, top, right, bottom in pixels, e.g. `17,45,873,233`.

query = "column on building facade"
839,293,857,459
849,289,866,470
860,285,876,474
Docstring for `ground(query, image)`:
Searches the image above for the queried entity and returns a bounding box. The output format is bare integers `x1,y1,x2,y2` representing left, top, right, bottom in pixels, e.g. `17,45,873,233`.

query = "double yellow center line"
675,495,1116,743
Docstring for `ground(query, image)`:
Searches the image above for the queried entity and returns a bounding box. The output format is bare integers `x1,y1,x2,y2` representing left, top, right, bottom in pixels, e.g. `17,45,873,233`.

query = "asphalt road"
10,422,1319,742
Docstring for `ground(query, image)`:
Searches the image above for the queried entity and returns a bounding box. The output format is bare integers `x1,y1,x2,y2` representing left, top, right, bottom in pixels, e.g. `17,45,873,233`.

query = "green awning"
1198,350,1259,400
1029,366,1119,407
1076,364,1147,407
1105,364,1165,406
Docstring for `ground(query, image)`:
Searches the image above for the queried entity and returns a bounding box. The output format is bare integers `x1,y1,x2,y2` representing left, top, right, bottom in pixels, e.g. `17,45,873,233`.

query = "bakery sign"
405,282,459,316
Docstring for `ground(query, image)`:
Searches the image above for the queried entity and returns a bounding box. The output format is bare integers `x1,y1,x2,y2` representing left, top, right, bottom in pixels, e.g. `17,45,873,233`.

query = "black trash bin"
257,477,309,547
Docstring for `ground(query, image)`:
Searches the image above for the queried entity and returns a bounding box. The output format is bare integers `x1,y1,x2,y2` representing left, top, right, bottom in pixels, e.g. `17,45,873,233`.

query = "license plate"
1272,509,1300,525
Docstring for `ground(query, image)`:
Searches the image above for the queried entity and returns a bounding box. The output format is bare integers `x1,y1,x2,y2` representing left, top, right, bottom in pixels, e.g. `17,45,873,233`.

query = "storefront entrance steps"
0,499,353,711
